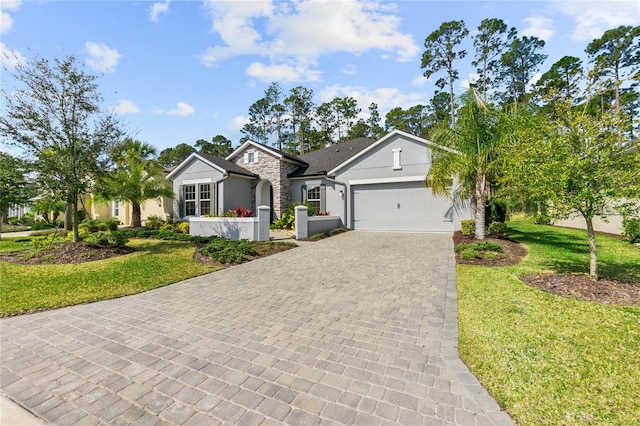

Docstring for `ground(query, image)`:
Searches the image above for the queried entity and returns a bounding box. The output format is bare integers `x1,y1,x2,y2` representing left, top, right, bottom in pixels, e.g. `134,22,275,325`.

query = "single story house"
166,130,470,232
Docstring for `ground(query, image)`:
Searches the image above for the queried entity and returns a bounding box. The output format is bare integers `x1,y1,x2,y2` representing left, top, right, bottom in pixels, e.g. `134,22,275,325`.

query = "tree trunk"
585,216,598,280
131,202,142,228
475,172,486,240
72,191,80,243
65,191,73,231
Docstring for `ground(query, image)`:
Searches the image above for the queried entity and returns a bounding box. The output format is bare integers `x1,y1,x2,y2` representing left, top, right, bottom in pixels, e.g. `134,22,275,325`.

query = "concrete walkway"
1,232,512,425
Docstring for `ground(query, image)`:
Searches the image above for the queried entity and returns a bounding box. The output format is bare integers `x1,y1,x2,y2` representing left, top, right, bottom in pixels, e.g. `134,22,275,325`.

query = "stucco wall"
220,176,253,215
170,157,225,219
290,178,346,226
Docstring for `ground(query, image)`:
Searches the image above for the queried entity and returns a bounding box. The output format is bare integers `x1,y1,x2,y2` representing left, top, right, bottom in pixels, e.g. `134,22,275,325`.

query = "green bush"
159,222,175,232
271,213,295,230
461,220,476,236
95,218,119,231
80,219,99,233
455,241,503,253
622,217,640,243
145,215,165,230
328,228,348,236
66,227,91,241
83,231,129,248
533,213,551,225
200,238,256,263
460,249,479,260
31,221,57,230
32,233,64,250
487,221,508,237
176,221,190,234
485,199,508,224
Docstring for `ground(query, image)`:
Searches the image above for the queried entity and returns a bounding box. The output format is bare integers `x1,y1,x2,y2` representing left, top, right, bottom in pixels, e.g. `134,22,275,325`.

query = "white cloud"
0,0,21,34
527,72,542,90
0,42,25,68
150,0,170,23
522,16,555,41
228,115,249,140
109,99,140,115
85,42,121,73
412,73,428,87
341,64,357,76
167,102,194,117
247,62,322,83
552,1,640,41
200,0,420,82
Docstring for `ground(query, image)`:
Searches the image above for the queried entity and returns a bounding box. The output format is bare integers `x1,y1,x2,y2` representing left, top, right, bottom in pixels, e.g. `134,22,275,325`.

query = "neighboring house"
86,196,172,226
168,130,471,232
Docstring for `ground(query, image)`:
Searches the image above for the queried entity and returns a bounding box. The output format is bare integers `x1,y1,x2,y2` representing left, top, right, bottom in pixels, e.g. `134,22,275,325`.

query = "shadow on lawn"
509,226,640,284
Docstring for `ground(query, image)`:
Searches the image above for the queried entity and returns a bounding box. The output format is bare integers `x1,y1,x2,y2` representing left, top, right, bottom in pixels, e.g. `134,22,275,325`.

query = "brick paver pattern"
1,232,513,425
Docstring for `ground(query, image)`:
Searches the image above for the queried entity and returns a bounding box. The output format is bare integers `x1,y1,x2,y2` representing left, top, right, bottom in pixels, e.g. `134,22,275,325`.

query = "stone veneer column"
230,148,299,218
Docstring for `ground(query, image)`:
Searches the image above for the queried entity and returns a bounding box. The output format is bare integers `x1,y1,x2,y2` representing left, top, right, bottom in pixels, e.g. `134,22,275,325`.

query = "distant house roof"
227,140,307,166
166,152,258,180
288,138,375,178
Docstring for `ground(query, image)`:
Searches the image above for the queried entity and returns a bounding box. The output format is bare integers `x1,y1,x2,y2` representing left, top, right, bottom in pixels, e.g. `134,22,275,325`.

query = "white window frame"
306,185,321,212
113,200,120,217
199,184,211,216
184,184,197,216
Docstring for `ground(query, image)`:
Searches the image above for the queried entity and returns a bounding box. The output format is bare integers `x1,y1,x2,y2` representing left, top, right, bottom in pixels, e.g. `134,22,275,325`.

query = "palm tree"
97,138,173,228
426,88,502,239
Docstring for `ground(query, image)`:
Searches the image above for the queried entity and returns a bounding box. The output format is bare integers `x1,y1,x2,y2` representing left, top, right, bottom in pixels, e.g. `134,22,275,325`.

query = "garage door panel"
352,182,453,232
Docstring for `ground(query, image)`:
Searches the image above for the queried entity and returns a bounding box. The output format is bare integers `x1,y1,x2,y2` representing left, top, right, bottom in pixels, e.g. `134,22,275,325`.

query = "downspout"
323,175,348,228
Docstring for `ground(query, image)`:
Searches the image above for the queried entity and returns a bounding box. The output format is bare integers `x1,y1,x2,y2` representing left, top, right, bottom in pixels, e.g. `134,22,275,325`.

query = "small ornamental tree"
0,152,35,237
501,97,640,280
0,55,124,242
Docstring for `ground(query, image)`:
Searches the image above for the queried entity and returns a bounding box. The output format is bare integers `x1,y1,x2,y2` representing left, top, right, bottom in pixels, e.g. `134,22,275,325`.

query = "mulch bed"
452,231,527,266
521,273,640,306
193,241,296,267
452,231,640,307
0,242,134,265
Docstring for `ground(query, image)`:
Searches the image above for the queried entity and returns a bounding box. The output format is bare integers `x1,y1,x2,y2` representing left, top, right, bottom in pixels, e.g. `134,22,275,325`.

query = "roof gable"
166,152,257,180
288,138,375,178
327,130,459,176
226,140,307,165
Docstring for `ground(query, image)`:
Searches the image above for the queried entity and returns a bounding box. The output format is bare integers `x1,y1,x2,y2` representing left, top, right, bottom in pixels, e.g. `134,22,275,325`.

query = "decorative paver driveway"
1,232,512,425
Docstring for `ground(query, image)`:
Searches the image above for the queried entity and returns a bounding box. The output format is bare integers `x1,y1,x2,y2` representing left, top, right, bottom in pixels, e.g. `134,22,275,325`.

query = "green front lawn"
458,221,640,425
0,239,220,316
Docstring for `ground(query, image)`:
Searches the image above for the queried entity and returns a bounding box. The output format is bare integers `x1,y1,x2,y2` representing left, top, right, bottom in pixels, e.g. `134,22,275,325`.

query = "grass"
458,220,640,425
0,239,220,316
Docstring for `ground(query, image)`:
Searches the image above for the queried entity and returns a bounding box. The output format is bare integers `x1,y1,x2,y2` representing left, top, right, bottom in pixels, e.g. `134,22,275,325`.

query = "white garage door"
352,181,453,232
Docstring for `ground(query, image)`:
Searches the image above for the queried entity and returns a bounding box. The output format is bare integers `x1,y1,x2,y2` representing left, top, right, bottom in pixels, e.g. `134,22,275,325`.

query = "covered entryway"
351,181,453,232
255,179,274,221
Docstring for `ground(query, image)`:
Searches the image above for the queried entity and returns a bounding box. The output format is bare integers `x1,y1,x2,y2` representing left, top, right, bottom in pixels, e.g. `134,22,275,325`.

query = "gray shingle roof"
198,153,258,178
288,138,375,177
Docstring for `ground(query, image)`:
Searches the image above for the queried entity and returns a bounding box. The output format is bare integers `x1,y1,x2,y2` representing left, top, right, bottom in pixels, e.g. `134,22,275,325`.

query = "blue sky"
1,0,639,153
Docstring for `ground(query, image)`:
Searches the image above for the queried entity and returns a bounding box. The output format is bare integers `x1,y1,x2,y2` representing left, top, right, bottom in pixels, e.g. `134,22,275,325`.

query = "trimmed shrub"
622,217,640,243
176,221,190,234
159,222,175,232
485,199,508,224
200,238,256,263
461,220,476,236
83,231,129,248
488,221,508,237
80,219,99,233
31,221,57,231
455,241,503,253
96,218,119,231
32,233,64,250
460,249,479,260
145,215,165,230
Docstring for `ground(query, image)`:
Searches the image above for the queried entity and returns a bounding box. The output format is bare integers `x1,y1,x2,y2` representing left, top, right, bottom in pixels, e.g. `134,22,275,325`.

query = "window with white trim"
113,200,120,217
306,185,321,212
244,150,259,164
184,185,196,216
184,183,213,216
199,184,211,215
